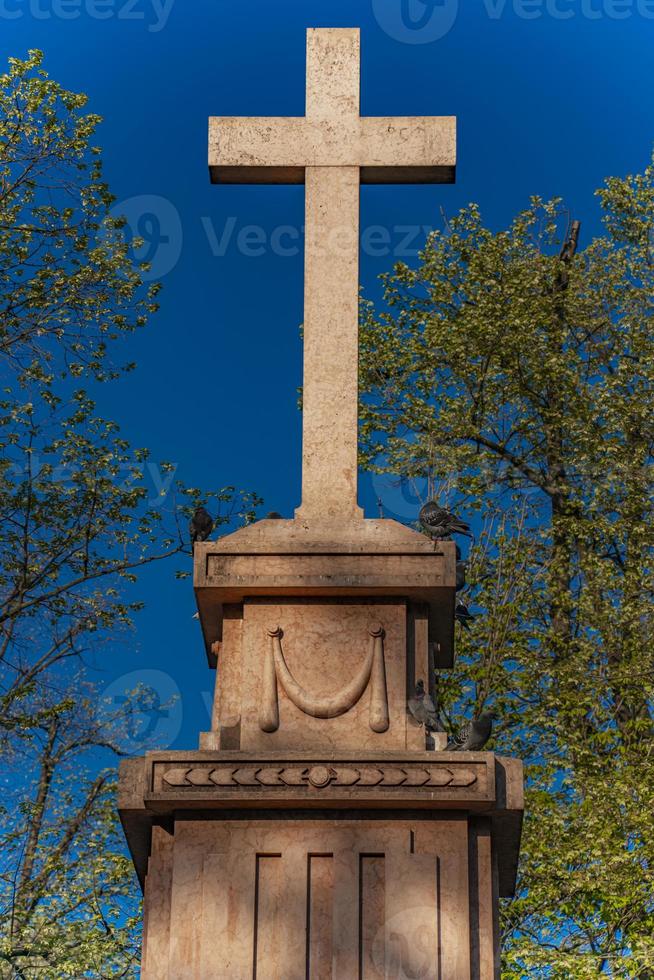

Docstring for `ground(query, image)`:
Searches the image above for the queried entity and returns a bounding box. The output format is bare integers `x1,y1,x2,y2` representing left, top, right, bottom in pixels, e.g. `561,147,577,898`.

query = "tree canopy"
0,52,258,977
360,160,654,976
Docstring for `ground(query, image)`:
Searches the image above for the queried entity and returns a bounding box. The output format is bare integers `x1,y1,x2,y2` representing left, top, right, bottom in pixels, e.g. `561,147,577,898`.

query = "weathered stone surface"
196,516,455,554
135,816,497,980
194,526,457,668
210,116,456,180
195,593,456,745
122,753,522,980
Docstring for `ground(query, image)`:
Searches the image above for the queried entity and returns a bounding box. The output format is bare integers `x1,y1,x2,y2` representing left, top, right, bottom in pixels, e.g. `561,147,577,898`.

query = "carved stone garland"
259,624,389,733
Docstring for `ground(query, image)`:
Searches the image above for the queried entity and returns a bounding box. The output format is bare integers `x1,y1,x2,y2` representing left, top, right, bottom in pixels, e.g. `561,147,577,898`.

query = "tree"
359,158,654,976
0,50,152,381
0,53,259,976
1,692,142,978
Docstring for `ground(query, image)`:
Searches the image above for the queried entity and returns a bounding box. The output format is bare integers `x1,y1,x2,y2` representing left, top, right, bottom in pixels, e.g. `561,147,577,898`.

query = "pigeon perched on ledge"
455,602,475,631
408,680,444,733
419,501,472,540
190,506,214,547
448,711,497,751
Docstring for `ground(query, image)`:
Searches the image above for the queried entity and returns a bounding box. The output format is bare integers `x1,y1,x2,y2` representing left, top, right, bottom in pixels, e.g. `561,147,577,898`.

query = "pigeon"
190,506,214,547
455,602,475,631
407,680,444,732
448,711,497,751
419,501,472,540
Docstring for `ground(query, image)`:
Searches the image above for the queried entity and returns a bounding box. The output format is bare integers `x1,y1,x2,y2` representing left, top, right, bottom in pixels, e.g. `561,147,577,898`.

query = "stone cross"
209,28,456,520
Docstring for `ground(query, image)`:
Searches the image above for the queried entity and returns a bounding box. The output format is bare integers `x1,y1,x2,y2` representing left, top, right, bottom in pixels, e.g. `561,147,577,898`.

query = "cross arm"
359,116,456,184
209,116,456,184
209,117,309,184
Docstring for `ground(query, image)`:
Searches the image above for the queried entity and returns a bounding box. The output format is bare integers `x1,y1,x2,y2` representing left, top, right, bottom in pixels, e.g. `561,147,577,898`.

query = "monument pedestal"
119,519,523,978
120,750,522,979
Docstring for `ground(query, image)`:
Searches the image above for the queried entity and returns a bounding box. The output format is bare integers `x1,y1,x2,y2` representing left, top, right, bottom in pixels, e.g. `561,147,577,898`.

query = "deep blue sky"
3,0,653,748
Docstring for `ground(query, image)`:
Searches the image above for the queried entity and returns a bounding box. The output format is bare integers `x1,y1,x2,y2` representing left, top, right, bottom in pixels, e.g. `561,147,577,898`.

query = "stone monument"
119,28,523,979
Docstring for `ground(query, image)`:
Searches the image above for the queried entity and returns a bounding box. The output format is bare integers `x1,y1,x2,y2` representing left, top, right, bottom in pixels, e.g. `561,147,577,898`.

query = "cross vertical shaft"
299,30,363,520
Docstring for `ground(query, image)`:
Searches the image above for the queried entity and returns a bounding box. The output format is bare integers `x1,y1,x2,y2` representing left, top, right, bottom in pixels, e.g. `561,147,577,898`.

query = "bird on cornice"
190,506,214,548
408,680,444,733
419,501,472,541
448,711,498,751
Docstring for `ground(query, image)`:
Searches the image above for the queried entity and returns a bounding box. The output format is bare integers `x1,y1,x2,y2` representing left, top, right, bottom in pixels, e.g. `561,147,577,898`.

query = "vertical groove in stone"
468,818,497,980
332,848,359,978
305,856,311,980
252,854,261,980
358,855,364,980
436,855,443,980
468,825,480,980
307,855,334,980
253,854,283,980
359,854,386,980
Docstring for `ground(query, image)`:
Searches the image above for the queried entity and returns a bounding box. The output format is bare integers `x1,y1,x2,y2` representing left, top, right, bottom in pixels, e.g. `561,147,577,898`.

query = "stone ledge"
194,518,454,555
118,752,523,896
193,519,456,668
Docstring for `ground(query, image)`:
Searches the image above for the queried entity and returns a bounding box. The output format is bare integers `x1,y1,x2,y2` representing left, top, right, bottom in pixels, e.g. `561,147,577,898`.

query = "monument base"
119,751,522,979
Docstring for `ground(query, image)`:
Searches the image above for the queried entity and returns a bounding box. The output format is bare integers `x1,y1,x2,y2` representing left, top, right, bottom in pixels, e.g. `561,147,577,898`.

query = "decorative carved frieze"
160,763,478,790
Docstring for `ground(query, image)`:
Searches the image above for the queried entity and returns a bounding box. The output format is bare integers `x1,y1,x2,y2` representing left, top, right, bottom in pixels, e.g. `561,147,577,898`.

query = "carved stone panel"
239,599,409,752
146,753,493,811
160,763,478,790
